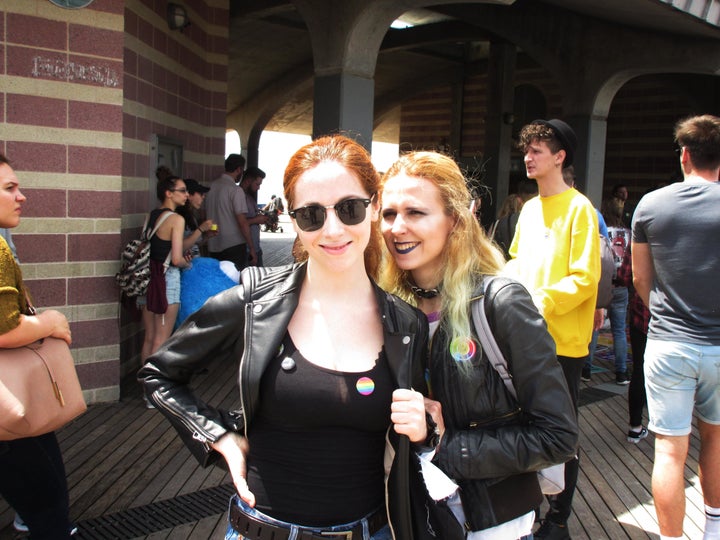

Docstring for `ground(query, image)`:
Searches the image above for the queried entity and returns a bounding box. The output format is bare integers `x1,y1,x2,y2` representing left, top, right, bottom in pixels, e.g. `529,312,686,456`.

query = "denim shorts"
645,338,720,436
225,495,391,540
165,266,180,305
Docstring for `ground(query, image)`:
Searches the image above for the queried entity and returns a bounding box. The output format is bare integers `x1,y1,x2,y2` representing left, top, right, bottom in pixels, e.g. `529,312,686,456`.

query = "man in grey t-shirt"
239,167,269,266
632,114,720,540
205,154,256,270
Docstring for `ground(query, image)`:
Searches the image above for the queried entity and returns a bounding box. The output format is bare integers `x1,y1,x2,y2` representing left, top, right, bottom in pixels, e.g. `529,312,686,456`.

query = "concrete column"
482,40,516,223
313,73,375,149
449,79,465,154
246,126,262,168
566,114,607,207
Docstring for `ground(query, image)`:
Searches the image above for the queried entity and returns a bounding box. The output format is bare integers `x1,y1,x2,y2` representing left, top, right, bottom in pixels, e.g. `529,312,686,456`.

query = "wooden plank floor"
0,225,707,539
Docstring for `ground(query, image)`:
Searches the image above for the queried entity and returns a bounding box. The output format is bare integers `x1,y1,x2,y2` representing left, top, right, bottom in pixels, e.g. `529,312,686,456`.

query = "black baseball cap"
531,118,577,167
184,178,209,194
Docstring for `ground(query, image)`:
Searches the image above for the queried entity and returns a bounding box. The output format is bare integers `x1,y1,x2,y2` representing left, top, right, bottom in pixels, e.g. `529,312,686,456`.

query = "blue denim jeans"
586,286,628,373
645,338,720,436
225,496,391,540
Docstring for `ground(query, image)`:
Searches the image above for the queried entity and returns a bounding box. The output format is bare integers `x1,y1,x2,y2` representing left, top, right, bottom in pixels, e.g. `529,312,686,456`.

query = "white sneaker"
13,514,29,532
14,513,77,535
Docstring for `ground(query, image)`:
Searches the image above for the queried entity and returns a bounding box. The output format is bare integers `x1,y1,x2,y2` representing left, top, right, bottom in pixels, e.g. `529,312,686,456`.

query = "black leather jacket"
138,263,429,540
430,276,579,531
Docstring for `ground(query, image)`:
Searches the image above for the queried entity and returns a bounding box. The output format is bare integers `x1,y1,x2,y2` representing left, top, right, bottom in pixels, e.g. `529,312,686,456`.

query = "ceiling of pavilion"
227,0,720,142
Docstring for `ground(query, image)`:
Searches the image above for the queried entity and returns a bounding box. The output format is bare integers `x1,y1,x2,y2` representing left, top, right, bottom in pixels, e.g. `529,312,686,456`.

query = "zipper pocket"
468,407,522,428
156,392,215,452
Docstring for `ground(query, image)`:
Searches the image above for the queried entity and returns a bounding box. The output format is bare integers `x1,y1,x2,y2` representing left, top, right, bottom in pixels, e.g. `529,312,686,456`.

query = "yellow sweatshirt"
506,188,600,358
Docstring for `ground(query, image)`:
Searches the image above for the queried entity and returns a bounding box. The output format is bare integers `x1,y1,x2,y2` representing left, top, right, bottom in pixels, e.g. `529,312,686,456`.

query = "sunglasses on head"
288,196,374,232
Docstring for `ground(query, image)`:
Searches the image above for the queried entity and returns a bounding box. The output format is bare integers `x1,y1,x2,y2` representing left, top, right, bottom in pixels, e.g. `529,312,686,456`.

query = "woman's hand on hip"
391,389,427,443
211,432,255,507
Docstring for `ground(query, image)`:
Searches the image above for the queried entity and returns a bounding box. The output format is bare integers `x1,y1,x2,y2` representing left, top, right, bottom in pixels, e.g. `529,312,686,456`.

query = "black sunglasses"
289,197,373,232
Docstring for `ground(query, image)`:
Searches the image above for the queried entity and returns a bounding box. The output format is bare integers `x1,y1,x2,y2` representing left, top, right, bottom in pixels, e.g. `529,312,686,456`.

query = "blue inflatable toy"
176,257,237,329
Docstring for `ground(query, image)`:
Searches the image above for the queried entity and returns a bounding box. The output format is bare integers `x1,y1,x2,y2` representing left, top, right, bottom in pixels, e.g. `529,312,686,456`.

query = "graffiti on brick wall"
31,56,120,88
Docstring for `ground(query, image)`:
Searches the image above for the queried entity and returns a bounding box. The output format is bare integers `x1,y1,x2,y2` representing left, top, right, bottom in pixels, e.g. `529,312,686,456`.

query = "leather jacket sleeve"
138,285,248,466
437,278,579,480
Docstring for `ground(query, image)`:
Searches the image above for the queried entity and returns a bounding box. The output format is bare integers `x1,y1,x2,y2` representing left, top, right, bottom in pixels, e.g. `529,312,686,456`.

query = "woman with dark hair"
380,151,578,540
139,136,430,540
139,175,190,369
0,153,76,538
175,178,213,259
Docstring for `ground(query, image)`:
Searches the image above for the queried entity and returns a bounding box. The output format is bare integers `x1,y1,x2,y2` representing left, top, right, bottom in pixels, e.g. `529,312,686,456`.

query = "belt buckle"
320,532,352,539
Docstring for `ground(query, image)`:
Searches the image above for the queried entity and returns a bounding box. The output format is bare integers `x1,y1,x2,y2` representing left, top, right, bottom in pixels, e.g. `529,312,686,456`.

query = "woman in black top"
139,176,190,365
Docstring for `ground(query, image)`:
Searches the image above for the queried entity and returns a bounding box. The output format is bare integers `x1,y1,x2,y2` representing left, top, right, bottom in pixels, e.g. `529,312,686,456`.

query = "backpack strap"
145,210,175,269
470,276,517,400
146,210,174,240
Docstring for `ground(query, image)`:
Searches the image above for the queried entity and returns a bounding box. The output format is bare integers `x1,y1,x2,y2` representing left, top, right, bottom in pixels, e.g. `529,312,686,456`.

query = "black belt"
229,503,388,540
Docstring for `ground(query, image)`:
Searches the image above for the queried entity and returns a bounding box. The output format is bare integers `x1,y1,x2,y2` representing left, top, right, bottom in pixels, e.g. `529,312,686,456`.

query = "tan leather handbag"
0,336,87,441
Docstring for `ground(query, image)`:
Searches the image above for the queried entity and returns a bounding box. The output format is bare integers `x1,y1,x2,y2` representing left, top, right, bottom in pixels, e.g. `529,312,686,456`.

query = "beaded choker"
409,283,441,299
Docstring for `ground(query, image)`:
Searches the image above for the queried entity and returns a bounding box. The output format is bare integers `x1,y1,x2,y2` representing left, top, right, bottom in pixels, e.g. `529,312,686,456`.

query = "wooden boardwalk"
0,224,707,538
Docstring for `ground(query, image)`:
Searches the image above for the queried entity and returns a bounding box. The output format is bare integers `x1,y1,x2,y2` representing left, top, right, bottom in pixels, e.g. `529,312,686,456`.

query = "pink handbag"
0,336,87,441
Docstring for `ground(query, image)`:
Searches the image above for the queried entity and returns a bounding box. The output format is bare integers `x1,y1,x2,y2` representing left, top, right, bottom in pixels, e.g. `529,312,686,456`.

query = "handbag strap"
470,277,517,401
24,292,37,316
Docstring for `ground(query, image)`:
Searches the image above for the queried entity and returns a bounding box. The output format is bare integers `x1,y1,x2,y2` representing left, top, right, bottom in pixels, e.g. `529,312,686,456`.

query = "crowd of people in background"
3,114,718,539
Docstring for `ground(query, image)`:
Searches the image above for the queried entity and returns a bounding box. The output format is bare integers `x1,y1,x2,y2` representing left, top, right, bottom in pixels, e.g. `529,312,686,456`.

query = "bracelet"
413,412,441,452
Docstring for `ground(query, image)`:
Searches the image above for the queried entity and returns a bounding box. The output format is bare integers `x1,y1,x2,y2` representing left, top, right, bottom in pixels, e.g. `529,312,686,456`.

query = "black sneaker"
627,427,649,444
535,519,571,539
616,371,630,385
581,367,591,382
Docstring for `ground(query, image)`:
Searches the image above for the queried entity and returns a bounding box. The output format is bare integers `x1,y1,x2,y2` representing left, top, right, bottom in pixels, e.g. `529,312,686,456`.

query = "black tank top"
246,333,392,526
148,208,172,262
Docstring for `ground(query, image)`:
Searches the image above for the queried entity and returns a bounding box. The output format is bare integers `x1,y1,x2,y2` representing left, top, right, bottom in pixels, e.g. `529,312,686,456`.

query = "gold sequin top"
0,236,29,336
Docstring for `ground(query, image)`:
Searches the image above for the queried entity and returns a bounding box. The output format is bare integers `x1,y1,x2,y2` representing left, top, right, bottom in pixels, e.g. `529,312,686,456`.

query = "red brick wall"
1,0,230,402
1,0,125,403
604,74,697,203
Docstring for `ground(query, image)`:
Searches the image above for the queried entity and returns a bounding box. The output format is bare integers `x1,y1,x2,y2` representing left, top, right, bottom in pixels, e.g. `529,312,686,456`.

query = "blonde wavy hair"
379,151,505,345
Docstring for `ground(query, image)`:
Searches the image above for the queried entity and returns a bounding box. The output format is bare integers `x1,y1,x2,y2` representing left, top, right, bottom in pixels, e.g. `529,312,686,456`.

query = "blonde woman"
380,152,578,540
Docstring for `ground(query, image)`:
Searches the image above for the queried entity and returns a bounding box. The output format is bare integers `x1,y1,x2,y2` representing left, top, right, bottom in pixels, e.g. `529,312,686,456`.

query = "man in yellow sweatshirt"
506,118,600,540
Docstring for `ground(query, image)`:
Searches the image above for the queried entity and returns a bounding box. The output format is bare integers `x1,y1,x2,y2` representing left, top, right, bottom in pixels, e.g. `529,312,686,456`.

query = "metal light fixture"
167,3,190,31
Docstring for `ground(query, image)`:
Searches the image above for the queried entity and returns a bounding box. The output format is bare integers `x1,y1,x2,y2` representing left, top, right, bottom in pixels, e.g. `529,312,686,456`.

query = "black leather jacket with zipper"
429,276,579,532
138,263,429,540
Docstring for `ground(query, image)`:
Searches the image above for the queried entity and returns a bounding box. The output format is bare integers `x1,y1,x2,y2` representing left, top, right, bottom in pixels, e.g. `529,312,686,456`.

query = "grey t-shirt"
244,191,261,253
204,174,249,252
632,179,720,344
